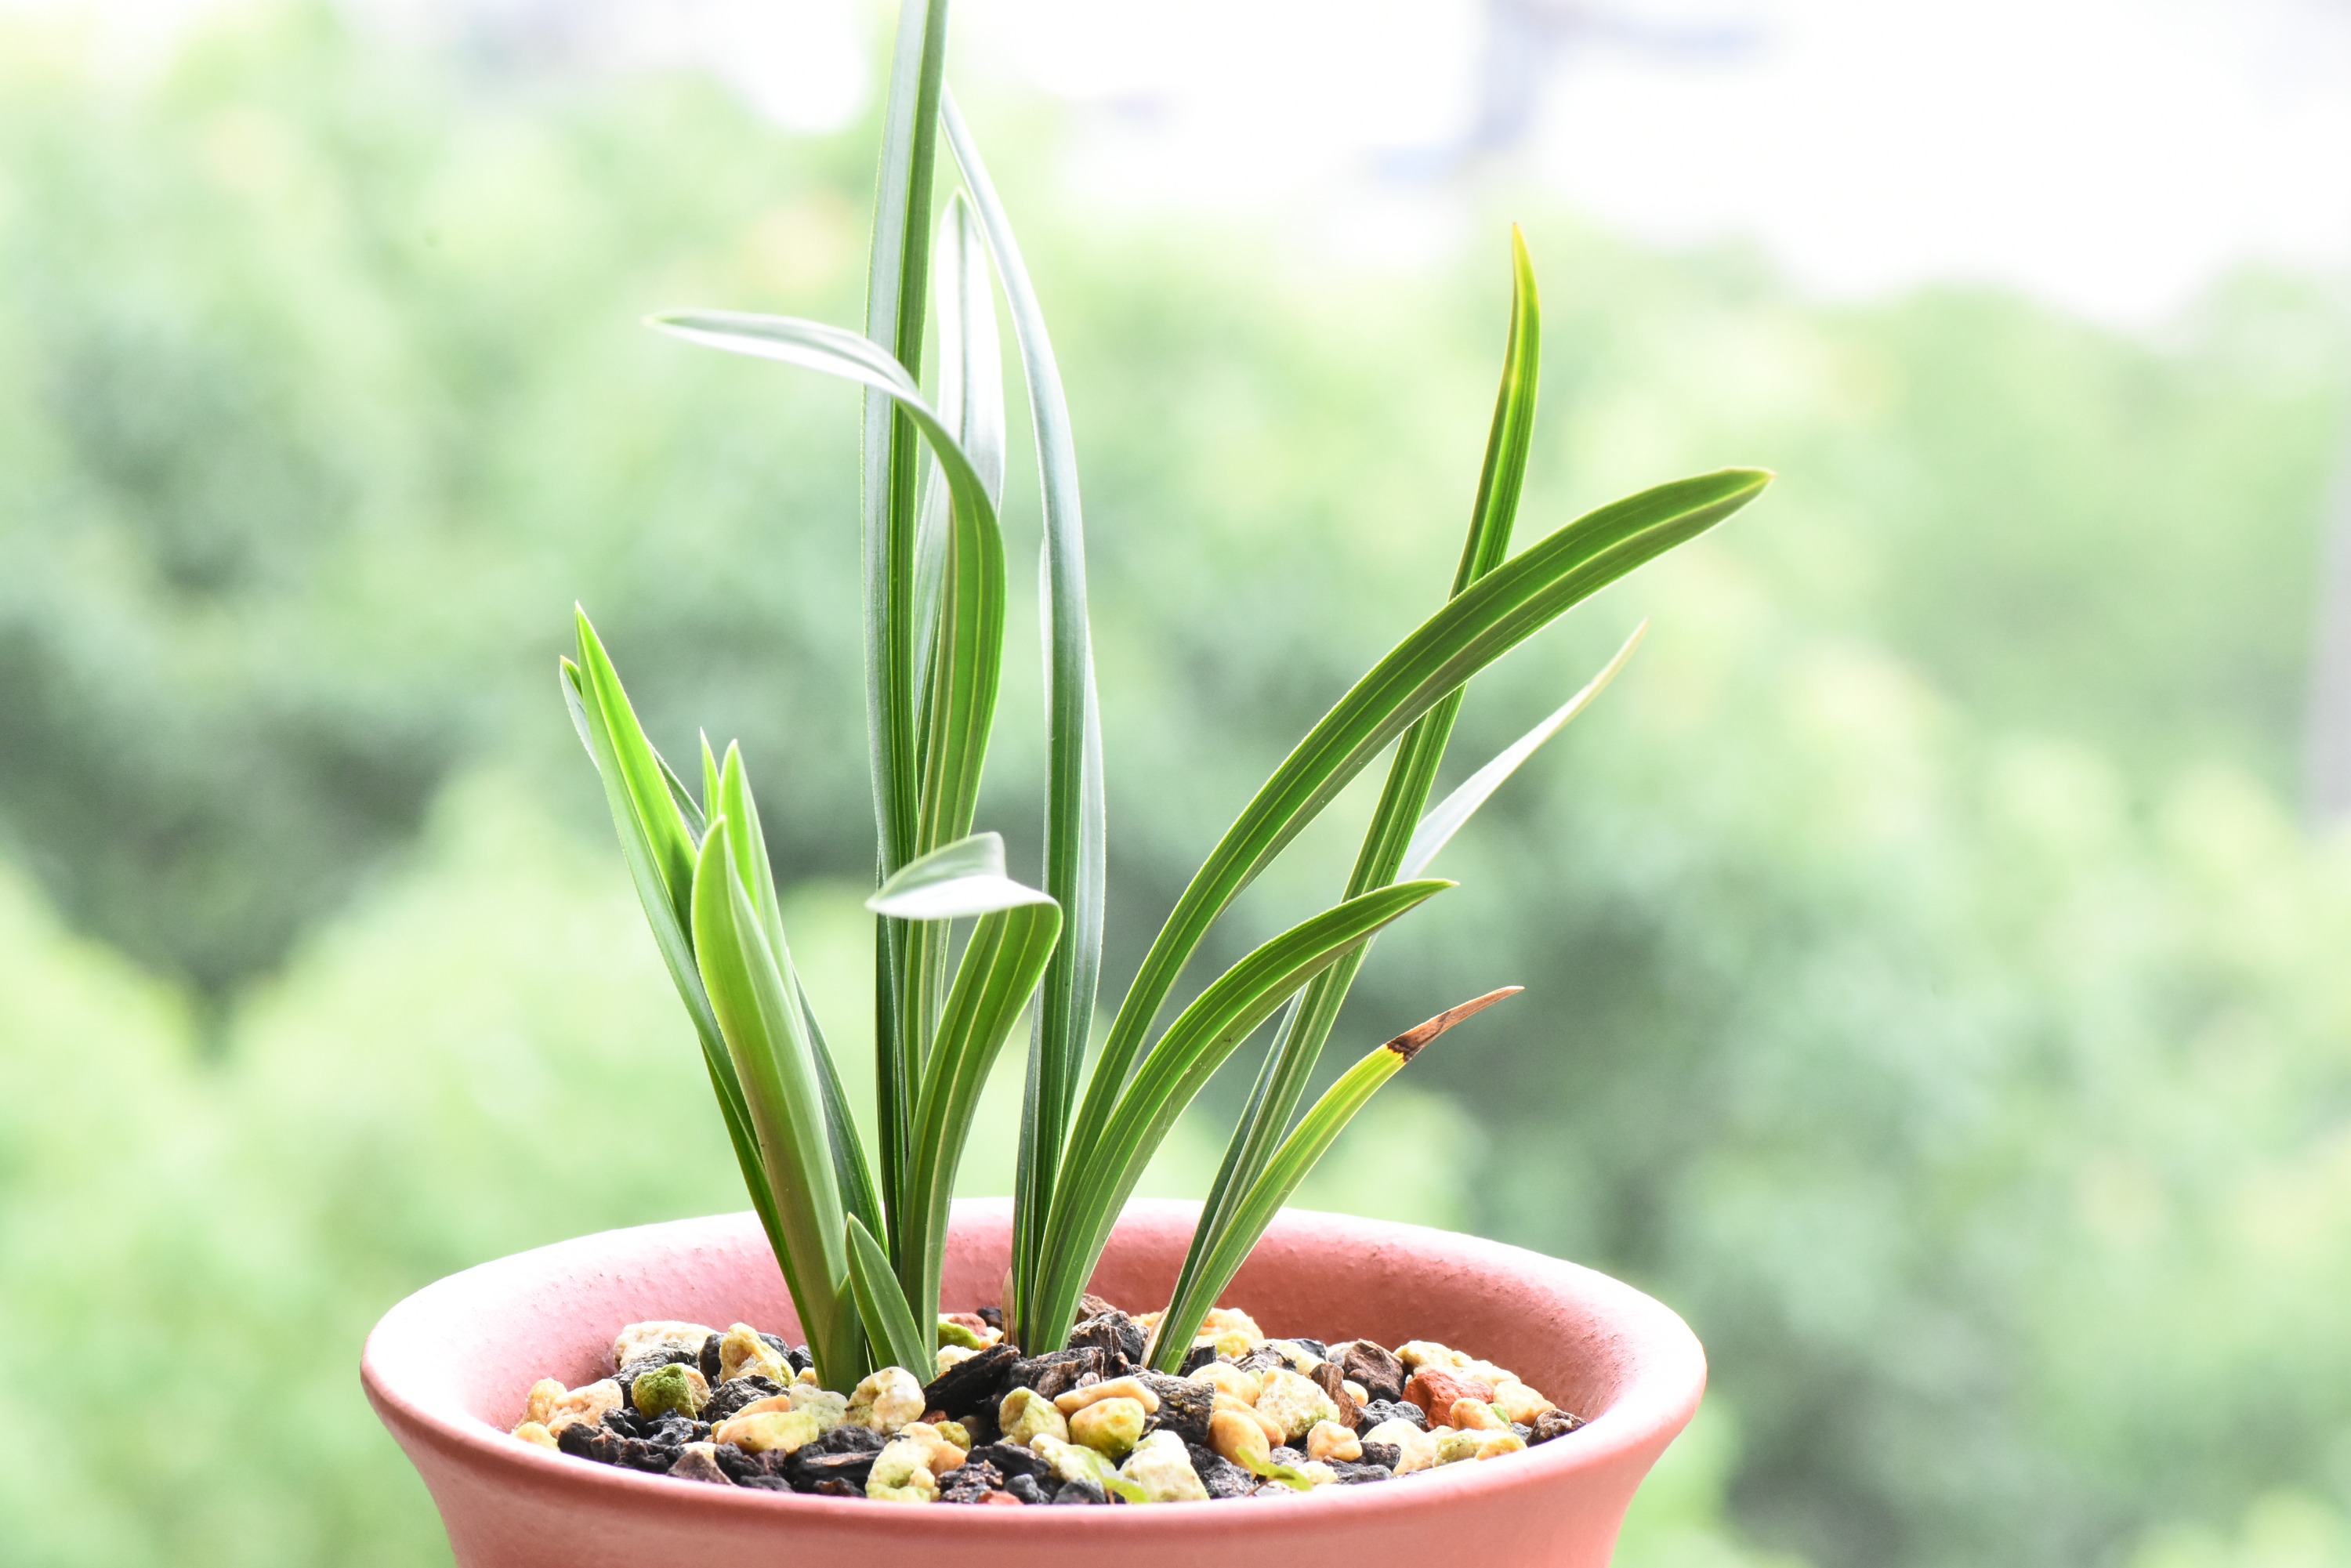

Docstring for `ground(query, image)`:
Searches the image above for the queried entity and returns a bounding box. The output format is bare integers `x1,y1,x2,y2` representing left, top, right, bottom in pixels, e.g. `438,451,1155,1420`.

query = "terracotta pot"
364,1197,1704,1566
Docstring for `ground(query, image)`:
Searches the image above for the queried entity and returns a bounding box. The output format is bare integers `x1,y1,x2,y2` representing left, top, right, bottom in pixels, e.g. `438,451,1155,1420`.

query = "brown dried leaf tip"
1383,986,1523,1063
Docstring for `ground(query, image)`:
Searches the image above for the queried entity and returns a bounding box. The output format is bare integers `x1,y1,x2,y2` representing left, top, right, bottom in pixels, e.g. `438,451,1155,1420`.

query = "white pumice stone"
611,1321,715,1370
1120,1430,1209,1502
1361,1418,1437,1475
1253,1367,1340,1441
1305,1419,1361,1462
534,1378,621,1435
1069,1396,1147,1459
897,1421,969,1476
1053,1376,1161,1415
712,1408,825,1454
1491,1377,1555,1425
1395,1341,1467,1374
1433,1427,1484,1465
866,1436,939,1502
790,1386,849,1429
1191,1362,1261,1404
1032,1434,1121,1487
998,1386,1069,1447
849,1367,926,1433
717,1323,791,1384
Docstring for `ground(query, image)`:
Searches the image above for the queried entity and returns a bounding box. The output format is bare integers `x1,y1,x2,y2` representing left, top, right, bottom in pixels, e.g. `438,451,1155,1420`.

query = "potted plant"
363,5,1766,1563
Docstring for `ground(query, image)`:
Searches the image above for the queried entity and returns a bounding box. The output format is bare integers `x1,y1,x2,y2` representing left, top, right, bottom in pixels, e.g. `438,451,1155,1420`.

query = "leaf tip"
1385,985,1521,1063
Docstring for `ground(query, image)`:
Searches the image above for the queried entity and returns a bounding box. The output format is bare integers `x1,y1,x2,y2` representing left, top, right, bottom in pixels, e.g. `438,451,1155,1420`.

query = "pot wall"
363,1198,1704,1566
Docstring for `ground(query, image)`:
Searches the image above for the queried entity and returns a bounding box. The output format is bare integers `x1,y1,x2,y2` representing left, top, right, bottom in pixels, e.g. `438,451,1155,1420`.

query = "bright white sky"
24,0,2351,327
673,0,2351,326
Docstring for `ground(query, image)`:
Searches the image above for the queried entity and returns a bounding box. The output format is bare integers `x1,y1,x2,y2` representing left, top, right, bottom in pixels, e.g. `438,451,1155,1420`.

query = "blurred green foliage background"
2,8,2349,1566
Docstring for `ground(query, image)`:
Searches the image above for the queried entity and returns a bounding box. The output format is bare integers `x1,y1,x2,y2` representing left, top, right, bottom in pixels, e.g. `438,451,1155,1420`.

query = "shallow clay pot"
364,1197,1704,1566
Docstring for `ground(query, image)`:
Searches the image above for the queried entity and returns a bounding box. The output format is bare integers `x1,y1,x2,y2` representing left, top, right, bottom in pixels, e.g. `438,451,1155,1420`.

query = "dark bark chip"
1335,1339,1406,1404
1530,1410,1585,1444
937,1460,1005,1504
1135,1372,1214,1447
923,1342,1018,1419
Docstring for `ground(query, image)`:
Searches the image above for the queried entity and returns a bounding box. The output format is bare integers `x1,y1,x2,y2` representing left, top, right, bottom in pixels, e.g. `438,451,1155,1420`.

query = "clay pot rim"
362,1197,1704,1527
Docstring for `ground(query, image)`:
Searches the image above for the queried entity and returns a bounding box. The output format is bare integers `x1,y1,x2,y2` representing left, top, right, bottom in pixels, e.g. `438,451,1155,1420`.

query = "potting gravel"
507,1301,1585,1504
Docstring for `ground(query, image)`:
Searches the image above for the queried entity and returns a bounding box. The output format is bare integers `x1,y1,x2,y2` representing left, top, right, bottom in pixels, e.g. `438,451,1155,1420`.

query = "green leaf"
1400,621,1645,880
797,967,886,1245
862,0,955,883
860,0,954,1248
1165,228,1545,1345
943,91,1108,1353
1063,464,1771,1274
572,610,696,936
1151,988,1519,1370
644,313,1010,883
654,305,1012,1264
1031,878,1455,1344
846,1211,933,1378
560,643,792,1282
898,896,1062,1326
692,817,860,1386
868,831,1055,921
912,191,1006,701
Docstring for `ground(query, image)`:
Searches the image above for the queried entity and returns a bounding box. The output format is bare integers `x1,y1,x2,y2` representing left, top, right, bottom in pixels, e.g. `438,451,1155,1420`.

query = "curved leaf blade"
561,651,789,1278
1032,878,1456,1344
943,92,1109,1351
654,305,1014,1256
1400,619,1646,880
1167,229,1544,1338
846,1211,933,1378
692,819,860,1386
863,0,954,878
1065,465,1771,1233
900,898,1063,1324
868,831,1054,921
1151,988,1519,1370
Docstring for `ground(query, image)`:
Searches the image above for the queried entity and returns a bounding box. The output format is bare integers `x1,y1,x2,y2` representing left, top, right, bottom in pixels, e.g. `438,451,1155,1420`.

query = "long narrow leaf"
912,191,1006,717
1165,230,1545,1337
707,739,888,1245
865,21,940,835
574,610,697,936
561,653,790,1278
900,897,1062,1325
943,92,1108,1353
1400,621,1645,880
650,313,1008,868
655,306,1011,1266
798,969,886,1244
1062,466,1771,1239
1151,989,1518,1370
1031,878,1454,1344
862,0,954,882
692,819,860,1386
846,1212,933,1377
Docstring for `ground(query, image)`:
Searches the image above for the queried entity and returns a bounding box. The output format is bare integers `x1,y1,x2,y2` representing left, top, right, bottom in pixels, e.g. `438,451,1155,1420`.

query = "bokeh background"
4,1,2351,1563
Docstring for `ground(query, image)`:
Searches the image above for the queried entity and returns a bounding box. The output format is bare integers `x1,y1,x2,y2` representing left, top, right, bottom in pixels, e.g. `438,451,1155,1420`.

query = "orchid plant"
563,1,1766,1389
